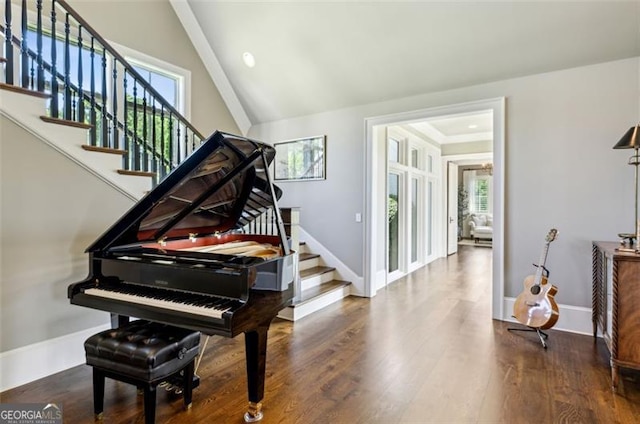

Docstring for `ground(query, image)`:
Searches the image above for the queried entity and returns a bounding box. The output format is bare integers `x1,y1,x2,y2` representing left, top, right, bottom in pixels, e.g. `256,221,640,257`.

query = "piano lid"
87,131,283,252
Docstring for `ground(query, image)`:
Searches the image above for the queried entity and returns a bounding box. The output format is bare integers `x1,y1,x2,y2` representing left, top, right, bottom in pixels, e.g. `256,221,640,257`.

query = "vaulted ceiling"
176,1,640,127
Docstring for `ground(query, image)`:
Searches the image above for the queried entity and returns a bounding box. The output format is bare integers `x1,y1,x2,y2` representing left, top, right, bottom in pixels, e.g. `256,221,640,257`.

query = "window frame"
112,42,191,120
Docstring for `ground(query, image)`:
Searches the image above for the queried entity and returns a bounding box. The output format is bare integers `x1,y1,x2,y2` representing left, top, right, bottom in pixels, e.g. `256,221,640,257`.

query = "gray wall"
0,116,134,352
70,0,239,137
249,57,639,309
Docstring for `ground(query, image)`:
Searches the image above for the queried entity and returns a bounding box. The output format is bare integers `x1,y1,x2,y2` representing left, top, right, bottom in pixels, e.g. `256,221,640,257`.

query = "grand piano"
68,131,295,422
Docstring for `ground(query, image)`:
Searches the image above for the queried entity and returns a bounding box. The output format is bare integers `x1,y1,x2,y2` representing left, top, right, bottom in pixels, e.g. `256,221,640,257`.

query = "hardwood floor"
2,245,639,423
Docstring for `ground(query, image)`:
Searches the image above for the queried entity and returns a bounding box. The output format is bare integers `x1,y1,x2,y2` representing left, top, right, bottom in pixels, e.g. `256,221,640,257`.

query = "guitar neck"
533,243,551,285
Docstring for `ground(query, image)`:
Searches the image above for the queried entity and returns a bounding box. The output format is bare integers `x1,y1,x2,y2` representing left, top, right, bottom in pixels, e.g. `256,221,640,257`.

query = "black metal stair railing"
1,0,205,184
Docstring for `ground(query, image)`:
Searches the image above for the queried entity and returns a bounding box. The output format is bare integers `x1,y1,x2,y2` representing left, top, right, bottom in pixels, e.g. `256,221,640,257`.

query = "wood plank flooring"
2,245,639,423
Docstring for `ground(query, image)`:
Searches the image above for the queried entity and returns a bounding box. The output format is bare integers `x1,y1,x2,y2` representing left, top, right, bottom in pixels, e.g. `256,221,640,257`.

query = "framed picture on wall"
273,135,326,181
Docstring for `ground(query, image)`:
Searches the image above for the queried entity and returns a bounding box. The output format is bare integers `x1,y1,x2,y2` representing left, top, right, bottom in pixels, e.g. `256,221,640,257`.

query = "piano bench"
84,320,200,424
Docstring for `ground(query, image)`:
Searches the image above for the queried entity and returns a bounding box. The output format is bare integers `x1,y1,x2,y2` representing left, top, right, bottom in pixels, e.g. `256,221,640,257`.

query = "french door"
386,130,440,283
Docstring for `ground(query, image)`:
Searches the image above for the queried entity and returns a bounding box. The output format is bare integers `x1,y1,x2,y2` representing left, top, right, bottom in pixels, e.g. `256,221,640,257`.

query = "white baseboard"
502,297,593,335
374,269,387,293
0,322,110,392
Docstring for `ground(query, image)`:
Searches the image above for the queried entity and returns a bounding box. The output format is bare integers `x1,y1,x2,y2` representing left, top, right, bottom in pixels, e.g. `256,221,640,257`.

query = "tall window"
468,174,492,213
128,62,180,111
388,173,400,273
388,138,400,163
411,178,419,263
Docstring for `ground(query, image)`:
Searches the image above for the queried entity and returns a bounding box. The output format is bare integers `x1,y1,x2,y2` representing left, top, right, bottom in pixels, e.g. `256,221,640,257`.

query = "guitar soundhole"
531,286,541,295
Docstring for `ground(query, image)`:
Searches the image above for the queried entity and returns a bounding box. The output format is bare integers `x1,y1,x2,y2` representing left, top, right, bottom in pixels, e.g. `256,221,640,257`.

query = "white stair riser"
301,271,334,291
298,256,320,271
278,285,350,321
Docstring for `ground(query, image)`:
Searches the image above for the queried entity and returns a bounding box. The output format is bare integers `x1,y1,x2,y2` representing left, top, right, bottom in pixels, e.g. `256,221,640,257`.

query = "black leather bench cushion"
85,320,200,382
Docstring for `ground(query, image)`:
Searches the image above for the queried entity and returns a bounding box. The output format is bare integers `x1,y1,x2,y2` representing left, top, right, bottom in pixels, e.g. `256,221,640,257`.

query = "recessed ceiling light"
468,124,478,129
243,52,256,68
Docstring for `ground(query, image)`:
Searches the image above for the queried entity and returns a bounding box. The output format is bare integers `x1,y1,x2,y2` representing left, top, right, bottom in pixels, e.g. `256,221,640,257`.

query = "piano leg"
110,313,129,329
243,322,270,422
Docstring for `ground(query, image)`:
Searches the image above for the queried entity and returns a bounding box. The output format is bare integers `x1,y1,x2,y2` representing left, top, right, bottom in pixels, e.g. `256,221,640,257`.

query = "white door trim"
447,162,459,255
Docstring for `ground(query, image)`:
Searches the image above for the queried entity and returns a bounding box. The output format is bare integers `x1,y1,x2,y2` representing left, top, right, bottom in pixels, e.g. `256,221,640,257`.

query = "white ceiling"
408,111,493,144
184,1,640,126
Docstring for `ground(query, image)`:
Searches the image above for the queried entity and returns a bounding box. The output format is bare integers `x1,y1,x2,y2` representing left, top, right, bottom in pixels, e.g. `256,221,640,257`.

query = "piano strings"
179,240,282,259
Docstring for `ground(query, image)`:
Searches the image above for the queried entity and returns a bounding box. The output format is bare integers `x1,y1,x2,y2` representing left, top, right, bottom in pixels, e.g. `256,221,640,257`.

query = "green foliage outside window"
124,94,173,170
474,179,489,213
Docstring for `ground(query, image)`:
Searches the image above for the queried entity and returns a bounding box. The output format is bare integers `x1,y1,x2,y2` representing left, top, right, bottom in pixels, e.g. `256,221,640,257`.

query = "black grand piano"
68,131,295,422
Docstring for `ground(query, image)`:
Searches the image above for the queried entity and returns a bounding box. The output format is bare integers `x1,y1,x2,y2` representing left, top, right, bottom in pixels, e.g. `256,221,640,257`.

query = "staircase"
279,241,351,321
1,0,205,189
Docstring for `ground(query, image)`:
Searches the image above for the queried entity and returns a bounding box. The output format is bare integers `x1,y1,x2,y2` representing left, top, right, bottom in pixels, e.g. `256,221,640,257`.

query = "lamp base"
617,233,640,253
618,232,636,242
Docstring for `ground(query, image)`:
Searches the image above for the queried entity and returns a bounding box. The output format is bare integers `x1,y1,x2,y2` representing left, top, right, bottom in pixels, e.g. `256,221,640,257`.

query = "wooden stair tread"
117,169,156,178
40,115,92,129
300,266,334,280
293,280,351,306
0,83,50,98
298,252,320,262
81,145,126,155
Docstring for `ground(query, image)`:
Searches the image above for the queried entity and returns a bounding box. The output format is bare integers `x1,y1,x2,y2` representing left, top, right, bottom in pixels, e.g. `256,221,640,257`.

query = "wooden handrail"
55,0,204,140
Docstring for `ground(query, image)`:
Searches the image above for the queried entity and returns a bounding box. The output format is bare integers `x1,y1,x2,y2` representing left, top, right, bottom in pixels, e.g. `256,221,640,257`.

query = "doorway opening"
364,98,505,320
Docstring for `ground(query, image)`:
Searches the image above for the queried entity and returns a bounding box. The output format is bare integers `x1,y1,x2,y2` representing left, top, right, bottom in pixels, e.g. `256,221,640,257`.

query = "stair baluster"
76,26,83,122
49,0,58,116
20,0,28,88
4,0,13,84
36,0,44,91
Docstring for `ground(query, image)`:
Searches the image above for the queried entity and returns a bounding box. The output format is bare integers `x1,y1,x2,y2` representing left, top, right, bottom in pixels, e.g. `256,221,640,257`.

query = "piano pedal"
162,373,201,397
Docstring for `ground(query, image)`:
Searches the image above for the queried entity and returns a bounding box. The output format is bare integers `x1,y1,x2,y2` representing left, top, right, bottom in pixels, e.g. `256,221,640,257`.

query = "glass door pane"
388,173,400,273
427,180,433,256
411,177,419,263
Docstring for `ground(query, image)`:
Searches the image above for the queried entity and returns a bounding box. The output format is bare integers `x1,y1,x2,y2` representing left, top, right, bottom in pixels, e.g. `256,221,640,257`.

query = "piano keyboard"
84,284,243,319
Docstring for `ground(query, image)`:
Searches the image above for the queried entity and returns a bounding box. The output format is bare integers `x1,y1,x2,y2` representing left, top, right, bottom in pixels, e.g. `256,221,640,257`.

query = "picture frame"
273,135,326,181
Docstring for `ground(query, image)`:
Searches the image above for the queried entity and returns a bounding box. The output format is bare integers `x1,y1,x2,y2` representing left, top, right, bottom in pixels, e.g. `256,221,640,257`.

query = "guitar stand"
507,325,549,349
508,264,552,349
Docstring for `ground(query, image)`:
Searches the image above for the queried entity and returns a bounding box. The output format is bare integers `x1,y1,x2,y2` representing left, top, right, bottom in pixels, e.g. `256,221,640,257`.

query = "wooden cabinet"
592,241,640,391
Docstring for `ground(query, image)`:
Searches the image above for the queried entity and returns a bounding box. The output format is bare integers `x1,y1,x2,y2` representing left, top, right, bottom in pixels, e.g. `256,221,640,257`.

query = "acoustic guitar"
513,229,559,330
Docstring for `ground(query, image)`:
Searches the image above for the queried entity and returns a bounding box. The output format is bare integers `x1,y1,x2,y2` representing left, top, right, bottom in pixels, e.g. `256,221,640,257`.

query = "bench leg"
92,368,105,418
143,386,156,424
183,360,195,409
